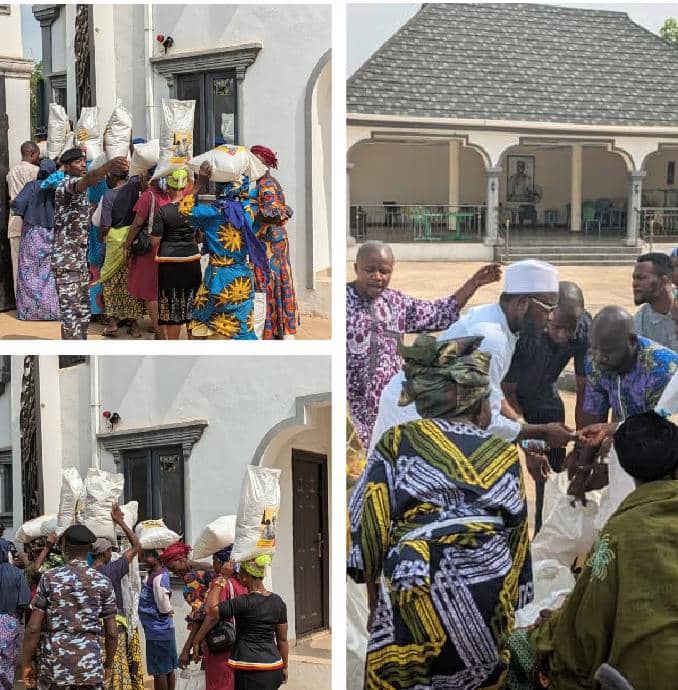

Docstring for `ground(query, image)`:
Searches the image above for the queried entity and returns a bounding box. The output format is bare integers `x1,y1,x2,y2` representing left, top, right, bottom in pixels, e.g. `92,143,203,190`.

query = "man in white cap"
370,259,576,451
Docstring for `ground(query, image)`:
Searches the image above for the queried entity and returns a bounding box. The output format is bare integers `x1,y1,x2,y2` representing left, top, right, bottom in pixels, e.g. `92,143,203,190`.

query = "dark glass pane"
156,448,183,535
211,76,236,147
126,453,150,523
178,76,203,156
0,462,12,514
59,356,87,368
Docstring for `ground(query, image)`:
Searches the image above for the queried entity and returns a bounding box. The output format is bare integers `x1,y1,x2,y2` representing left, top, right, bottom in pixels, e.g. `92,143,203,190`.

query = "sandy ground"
347,261,638,316
0,310,331,340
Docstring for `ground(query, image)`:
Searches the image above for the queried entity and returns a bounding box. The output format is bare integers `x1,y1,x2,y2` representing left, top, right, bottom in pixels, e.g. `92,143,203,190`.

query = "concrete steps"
497,243,642,266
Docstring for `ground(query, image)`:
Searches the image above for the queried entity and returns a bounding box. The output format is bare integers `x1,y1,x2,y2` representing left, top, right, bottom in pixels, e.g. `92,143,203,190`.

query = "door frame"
291,449,329,636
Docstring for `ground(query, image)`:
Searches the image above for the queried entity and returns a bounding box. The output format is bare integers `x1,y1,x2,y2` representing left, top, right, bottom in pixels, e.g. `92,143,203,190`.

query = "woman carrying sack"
191,555,288,689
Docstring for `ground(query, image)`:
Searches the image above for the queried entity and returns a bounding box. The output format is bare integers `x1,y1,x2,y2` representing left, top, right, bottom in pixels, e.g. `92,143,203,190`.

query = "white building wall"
51,11,67,74
1,6,31,167
1,6,24,58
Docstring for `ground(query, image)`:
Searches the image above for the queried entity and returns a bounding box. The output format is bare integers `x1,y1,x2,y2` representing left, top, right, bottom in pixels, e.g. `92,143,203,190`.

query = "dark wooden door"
292,450,329,636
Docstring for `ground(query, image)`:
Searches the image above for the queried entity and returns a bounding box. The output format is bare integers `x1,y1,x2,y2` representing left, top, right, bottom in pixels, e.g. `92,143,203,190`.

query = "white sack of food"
80,468,124,542
159,99,195,163
89,153,108,172
14,514,57,544
57,467,84,532
193,515,237,560
47,103,70,160
135,519,180,550
531,474,600,567
130,139,160,176
75,106,103,161
231,466,281,563
150,160,195,183
104,100,133,159
115,501,139,536
187,145,267,183
39,516,59,538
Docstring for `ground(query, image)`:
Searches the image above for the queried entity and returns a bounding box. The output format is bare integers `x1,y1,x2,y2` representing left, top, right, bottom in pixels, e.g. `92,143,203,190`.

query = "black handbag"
205,580,237,654
130,192,155,256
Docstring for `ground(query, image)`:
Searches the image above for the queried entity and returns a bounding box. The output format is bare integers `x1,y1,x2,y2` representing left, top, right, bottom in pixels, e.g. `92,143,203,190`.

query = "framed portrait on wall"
507,155,535,202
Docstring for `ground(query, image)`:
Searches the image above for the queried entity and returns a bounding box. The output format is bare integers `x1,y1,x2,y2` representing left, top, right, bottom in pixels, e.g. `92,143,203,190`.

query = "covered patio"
347,4,678,259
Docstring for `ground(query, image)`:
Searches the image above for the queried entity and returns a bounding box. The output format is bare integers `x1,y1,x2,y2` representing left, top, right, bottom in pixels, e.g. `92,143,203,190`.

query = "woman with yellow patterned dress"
188,176,268,340
348,334,533,690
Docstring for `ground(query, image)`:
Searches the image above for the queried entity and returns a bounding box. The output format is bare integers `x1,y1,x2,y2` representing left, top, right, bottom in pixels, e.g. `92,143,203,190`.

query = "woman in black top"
150,167,202,340
191,555,288,689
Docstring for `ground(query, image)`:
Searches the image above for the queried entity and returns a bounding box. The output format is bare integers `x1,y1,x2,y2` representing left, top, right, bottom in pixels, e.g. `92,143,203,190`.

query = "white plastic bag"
104,100,133,159
40,516,59,538
176,669,204,690
135,519,180,550
75,106,103,161
57,467,84,532
231,466,281,563
253,293,266,339
193,515,237,560
531,559,575,603
594,446,634,532
14,514,57,544
47,103,70,160
531,473,600,567
80,468,124,542
159,99,195,163
514,589,571,628
187,145,267,183
346,579,369,690
656,371,678,419
115,501,139,536
130,139,160,176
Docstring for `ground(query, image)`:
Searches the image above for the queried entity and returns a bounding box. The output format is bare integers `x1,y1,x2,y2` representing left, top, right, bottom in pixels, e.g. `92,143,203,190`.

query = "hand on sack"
109,156,129,175
46,530,59,546
198,161,213,180
111,502,125,525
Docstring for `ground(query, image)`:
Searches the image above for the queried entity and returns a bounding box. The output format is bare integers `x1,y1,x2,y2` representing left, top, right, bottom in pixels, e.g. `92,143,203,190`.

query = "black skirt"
157,260,202,325
235,669,284,690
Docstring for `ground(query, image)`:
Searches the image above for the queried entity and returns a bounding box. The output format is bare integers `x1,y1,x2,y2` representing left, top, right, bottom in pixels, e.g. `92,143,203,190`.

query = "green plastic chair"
582,202,600,235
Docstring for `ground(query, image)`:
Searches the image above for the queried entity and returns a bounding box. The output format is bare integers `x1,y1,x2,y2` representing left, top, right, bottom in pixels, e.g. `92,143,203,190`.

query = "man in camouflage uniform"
52,148,128,339
22,524,119,690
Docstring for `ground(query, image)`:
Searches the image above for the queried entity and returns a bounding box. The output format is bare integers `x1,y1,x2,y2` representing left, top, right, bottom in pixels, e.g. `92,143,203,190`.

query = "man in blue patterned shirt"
22,525,118,690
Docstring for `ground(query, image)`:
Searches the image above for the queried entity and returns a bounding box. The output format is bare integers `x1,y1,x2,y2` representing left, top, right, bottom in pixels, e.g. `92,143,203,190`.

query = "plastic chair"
595,664,635,690
583,202,601,235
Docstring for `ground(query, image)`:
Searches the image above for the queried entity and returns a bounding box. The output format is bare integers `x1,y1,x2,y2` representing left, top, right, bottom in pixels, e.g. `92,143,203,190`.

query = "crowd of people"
0,507,289,690
6,140,300,340
346,242,678,689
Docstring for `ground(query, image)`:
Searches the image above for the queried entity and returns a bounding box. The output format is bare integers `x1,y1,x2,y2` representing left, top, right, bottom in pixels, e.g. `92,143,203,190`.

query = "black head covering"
615,412,678,481
63,524,97,545
60,147,87,164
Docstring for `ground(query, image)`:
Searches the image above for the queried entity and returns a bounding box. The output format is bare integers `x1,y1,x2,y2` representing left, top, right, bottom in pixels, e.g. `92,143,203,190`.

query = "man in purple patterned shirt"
346,241,501,449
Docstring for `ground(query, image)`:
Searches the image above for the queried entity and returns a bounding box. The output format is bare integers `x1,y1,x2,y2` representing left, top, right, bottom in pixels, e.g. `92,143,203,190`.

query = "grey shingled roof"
347,3,678,126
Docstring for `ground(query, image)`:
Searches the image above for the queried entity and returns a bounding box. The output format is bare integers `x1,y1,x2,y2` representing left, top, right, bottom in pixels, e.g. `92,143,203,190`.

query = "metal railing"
640,208,678,249
349,204,486,243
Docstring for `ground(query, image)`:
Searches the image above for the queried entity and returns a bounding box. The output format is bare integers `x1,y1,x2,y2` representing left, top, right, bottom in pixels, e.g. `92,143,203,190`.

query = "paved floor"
0,311,331,340
347,261,638,316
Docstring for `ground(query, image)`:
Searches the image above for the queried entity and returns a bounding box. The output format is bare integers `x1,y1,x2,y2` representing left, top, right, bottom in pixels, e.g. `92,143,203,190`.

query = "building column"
626,170,646,246
347,162,356,247
448,140,460,232
33,4,61,125
484,166,501,245
570,144,582,232
37,357,63,515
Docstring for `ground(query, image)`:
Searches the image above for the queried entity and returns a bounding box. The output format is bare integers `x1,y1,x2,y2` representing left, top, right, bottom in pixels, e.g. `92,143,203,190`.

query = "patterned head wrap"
398,335,491,419
241,554,272,579
250,145,278,169
167,168,189,190
213,545,233,563
159,541,191,565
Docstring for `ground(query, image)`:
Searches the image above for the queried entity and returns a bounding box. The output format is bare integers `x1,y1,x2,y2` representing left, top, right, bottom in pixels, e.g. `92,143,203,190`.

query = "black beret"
60,147,87,164
63,524,97,545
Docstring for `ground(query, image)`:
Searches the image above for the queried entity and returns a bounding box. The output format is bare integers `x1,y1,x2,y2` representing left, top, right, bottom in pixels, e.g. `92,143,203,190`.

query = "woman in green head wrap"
190,553,288,689
348,334,533,690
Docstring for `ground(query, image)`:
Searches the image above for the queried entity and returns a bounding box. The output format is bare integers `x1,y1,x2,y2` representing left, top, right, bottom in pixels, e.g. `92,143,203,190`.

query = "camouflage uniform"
32,558,117,689
52,176,92,340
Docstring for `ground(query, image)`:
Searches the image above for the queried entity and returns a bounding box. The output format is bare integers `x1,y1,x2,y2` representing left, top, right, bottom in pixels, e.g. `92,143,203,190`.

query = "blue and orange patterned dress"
250,173,300,339
188,180,257,339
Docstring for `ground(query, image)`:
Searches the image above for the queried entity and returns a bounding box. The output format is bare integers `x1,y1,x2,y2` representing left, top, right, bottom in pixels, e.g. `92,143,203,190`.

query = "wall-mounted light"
156,34,174,54
103,410,121,431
